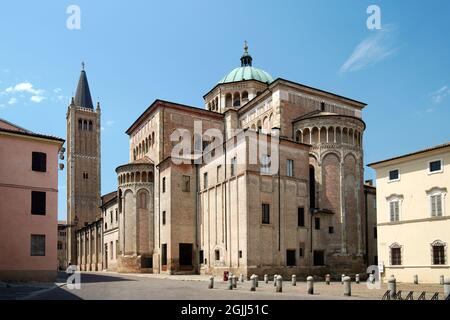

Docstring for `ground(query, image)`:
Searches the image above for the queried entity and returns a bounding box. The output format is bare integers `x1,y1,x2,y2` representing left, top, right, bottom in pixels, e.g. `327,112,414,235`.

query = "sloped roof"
74,69,94,109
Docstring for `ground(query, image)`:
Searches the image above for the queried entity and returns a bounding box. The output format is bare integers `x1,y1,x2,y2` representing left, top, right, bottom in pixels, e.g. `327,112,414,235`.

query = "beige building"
101,192,119,271
369,142,450,283
74,44,376,278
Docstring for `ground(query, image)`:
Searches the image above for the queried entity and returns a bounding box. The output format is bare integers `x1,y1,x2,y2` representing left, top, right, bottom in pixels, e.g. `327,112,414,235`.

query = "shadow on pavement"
57,271,136,284
28,286,83,300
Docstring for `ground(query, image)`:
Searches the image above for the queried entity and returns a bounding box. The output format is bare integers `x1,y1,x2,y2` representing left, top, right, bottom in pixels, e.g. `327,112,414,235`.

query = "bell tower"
66,63,101,265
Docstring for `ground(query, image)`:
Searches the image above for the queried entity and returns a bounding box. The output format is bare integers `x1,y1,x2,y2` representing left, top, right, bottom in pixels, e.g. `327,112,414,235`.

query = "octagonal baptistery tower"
116,159,155,273
294,109,366,274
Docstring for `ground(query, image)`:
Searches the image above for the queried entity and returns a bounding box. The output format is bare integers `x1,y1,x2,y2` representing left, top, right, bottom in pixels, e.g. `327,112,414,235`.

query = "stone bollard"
369,273,374,284
307,276,314,295
208,276,214,289
255,275,259,287
264,274,269,284
341,274,345,284
325,274,331,285
440,275,444,285
276,275,283,293
274,274,278,286
233,275,237,288
240,274,244,283
355,274,360,284
413,274,418,285
444,278,450,300
292,274,297,286
250,275,256,292
388,276,396,299
343,276,351,296
228,276,233,290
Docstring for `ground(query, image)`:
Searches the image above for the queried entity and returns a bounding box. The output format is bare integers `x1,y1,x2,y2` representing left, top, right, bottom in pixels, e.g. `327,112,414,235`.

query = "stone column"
355,274,360,284
343,276,351,296
292,275,296,286
209,277,214,289
307,276,314,295
276,275,282,293
250,275,256,291
325,274,330,285
264,274,268,284
388,276,396,299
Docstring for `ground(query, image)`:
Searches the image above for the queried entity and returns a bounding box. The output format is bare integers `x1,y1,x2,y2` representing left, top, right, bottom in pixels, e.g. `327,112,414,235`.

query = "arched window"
389,243,402,265
426,187,447,217
78,119,82,130
136,172,141,182
152,132,155,146
233,92,240,107
295,130,302,142
83,120,88,130
149,171,154,182
142,172,147,182
386,194,403,222
225,93,232,108
88,121,93,131
242,91,249,103
431,240,446,265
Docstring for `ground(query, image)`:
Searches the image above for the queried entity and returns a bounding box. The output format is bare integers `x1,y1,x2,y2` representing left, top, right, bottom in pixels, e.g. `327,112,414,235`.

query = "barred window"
390,244,402,265
432,241,446,265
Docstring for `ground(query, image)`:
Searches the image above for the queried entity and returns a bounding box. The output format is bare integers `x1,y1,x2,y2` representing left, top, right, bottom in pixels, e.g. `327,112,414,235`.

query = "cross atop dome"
241,40,252,67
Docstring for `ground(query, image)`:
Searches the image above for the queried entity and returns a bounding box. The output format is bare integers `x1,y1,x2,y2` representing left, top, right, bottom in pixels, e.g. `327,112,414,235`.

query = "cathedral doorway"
179,243,193,270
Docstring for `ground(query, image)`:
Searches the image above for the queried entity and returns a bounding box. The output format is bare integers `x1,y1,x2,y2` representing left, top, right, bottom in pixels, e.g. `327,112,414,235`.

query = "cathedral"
70,43,376,278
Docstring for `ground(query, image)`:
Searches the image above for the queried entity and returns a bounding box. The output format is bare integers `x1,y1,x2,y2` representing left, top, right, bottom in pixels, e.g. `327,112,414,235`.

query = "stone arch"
242,91,249,103
233,92,240,107
322,152,341,219
302,128,311,144
320,127,327,143
263,116,269,132
123,189,135,255
251,123,256,131
348,128,354,145
295,130,302,142
311,127,319,144
344,153,358,254
342,128,348,144
328,127,335,143
257,119,262,131
126,173,130,183
336,127,342,143
148,171,154,182
225,93,232,108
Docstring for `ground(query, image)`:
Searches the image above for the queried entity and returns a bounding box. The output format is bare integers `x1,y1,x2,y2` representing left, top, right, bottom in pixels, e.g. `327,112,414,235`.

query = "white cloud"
106,120,115,126
54,88,62,93
430,85,450,104
30,95,45,103
340,26,398,73
8,97,17,105
5,82,44,95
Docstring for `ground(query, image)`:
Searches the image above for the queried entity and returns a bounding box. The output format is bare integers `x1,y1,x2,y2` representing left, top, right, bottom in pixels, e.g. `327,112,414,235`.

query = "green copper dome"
219,66,274,84
218,41,274,84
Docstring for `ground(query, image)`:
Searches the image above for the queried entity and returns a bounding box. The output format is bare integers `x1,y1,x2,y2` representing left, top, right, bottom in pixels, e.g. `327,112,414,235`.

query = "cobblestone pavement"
24,272,446,300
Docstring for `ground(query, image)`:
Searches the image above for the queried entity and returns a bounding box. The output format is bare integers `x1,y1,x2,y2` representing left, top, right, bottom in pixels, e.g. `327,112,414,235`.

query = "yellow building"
369,142,450,284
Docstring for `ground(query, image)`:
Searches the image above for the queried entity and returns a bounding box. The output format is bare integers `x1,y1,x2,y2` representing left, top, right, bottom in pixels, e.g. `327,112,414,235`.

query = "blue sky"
1,0,449,220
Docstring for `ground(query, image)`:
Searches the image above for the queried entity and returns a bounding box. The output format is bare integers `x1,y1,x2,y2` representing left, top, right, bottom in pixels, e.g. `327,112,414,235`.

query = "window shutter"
436,195,442,216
